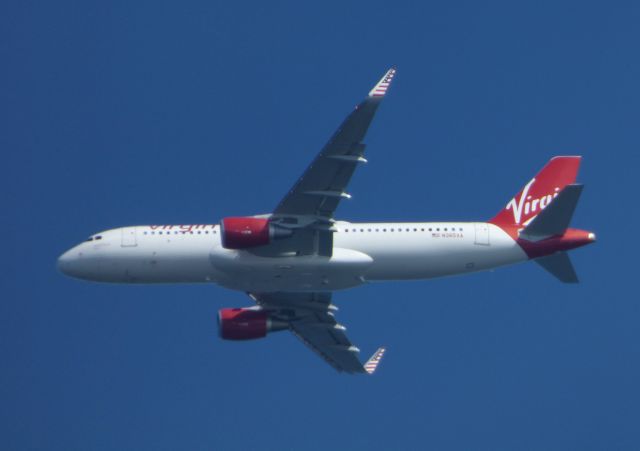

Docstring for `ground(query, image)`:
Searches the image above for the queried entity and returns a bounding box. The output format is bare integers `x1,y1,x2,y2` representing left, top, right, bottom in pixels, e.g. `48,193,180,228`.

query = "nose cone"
57,247,83,278
57,244,88,279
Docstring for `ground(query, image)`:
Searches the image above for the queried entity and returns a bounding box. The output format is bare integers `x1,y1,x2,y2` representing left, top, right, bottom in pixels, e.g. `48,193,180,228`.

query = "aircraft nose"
57,249,73,275
57,248,82,277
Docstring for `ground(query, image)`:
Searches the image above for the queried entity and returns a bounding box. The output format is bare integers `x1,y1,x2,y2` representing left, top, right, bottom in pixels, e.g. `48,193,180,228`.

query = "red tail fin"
490,156,581,228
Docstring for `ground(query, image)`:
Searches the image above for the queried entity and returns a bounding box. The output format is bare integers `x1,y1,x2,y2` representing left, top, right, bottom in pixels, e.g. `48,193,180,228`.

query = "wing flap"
290,320,365,374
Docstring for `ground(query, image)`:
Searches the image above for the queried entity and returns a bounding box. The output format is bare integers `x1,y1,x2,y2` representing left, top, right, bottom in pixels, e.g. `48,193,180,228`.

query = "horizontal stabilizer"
520,184,583,241
535,252,579,283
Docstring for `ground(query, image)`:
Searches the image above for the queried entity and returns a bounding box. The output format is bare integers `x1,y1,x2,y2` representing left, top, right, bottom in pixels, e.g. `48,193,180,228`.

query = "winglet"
368,68,396,97
363,347,386,374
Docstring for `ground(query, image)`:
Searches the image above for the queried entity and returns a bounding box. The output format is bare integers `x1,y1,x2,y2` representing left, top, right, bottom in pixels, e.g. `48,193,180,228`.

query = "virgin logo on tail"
490,156,581,229
506,178,560,225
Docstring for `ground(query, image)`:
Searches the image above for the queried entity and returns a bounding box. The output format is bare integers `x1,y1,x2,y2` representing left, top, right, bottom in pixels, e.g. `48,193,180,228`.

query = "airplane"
57,68,595,374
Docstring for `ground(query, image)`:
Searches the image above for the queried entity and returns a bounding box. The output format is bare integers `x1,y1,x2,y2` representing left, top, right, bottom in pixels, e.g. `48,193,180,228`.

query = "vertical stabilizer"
490,156,581,228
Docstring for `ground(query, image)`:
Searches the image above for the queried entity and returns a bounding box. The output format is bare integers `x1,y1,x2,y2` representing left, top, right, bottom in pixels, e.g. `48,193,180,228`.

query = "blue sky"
2,1,640,449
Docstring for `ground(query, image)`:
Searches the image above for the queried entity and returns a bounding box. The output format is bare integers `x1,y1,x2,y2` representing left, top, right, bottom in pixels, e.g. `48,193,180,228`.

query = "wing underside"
254,68,396,257
273,68,396,219
250,292,385,374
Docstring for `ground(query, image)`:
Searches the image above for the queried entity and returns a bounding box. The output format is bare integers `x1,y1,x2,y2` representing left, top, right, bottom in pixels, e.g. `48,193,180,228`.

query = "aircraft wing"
250,292,385,374
262,68,396,256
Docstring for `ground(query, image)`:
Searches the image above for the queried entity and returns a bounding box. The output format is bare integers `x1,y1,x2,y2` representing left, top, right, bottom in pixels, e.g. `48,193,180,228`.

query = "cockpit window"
85,235,103,242
85,237,94,242
95,236,102,240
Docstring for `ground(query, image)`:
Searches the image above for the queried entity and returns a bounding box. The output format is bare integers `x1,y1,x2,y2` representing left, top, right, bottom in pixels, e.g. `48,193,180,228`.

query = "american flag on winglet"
369,68,396,97
364,347,386,374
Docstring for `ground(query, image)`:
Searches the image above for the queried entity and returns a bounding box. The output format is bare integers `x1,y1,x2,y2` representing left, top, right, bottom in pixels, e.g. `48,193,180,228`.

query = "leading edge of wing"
250,292,386,374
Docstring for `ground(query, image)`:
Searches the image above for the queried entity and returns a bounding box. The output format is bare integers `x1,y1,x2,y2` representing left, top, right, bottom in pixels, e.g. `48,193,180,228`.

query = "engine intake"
218,307,288,340
220,217,292,249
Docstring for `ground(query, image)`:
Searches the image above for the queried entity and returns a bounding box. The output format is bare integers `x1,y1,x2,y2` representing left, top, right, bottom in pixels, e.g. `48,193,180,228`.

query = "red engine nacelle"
218,307,287,340
220,217,292,250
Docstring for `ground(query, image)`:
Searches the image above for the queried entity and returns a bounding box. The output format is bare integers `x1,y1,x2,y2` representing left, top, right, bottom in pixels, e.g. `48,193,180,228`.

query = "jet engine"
220,217,292,249
218,307,288,340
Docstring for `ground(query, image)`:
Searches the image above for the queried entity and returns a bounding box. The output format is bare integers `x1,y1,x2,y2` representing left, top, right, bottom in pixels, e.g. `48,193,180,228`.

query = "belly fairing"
209,247,373,292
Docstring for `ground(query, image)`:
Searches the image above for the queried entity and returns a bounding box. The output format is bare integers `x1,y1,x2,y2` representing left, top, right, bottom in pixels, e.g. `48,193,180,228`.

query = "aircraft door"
474,223,490,246
121,227,138,247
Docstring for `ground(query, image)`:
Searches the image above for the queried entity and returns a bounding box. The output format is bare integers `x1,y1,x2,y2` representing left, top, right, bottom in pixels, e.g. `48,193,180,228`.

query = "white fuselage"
57,221,528,292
